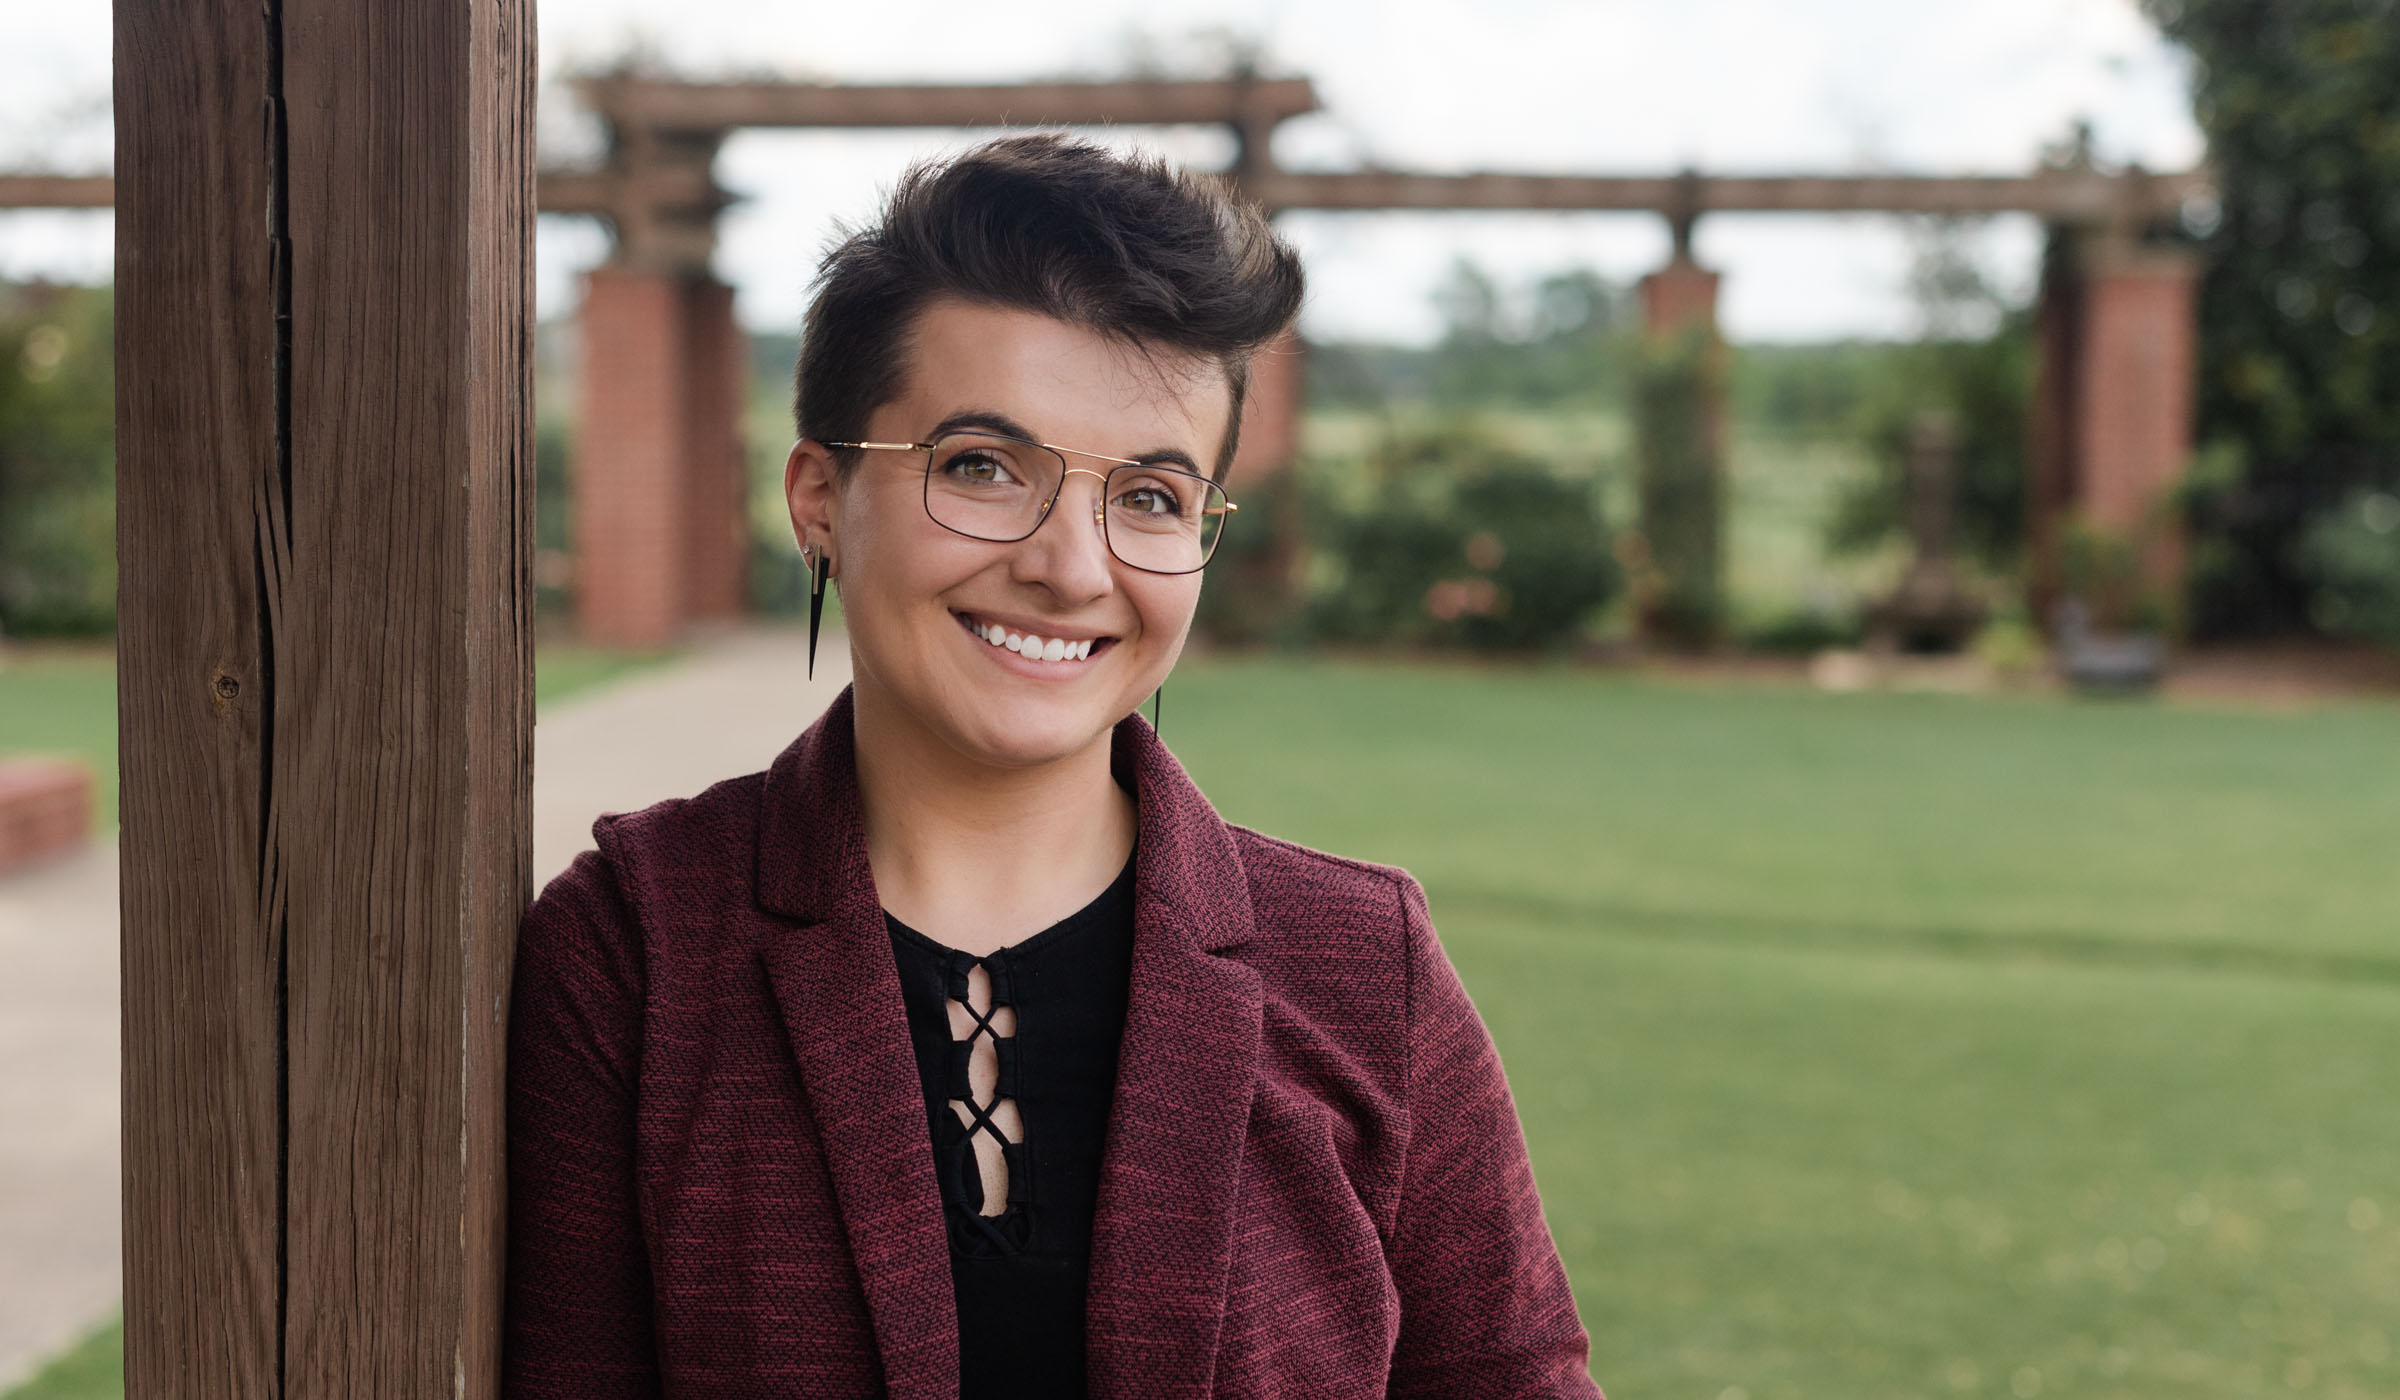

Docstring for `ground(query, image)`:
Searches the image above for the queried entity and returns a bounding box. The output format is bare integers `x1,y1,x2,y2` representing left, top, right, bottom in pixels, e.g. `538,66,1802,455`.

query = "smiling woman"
503,134,1600,1400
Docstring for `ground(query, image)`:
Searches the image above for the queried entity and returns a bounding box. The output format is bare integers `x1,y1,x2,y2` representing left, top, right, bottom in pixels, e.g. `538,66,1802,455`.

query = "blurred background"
2,2,2396,1397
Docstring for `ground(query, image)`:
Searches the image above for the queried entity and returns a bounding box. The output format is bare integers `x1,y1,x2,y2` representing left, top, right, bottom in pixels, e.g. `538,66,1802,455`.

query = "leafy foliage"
2297,488,2400,643
0,284,115,638
2142,0,2400,637
1300,422,1618,652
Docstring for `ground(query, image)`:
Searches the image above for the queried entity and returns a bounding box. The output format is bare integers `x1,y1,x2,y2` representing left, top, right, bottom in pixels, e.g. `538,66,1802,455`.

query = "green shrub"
1735,605,1866,655
2298,490,2400,646
1194,465,1307,646
1302,422,1618,652
2057,516,2178,634
1448,467,1621,651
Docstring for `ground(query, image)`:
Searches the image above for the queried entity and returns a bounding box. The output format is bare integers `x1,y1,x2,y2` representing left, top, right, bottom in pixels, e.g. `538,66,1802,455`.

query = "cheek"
839,493,967,612
1127,576,1204,648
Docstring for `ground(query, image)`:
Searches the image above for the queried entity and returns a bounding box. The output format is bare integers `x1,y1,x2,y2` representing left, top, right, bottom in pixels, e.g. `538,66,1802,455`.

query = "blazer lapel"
1086,718,1265,1399
754,691,957,1400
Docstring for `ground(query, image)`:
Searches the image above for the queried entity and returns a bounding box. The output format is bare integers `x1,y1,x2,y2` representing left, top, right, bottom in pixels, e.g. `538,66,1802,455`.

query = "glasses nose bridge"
1048,464,1112,525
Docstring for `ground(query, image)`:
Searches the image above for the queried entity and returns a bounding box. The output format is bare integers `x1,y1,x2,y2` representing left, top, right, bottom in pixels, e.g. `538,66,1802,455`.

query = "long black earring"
806,548,829,680
1150,685,1162,733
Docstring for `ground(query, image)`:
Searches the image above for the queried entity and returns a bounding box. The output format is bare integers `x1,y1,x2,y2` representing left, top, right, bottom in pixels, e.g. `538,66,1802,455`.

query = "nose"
1011,467,1116,601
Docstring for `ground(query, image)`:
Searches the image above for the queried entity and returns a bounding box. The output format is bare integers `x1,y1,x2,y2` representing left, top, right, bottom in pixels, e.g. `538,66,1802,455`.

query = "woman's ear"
784,439,839,558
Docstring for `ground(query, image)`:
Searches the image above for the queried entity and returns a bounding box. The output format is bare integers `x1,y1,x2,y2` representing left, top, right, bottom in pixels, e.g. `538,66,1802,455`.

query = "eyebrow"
928,408,1207,476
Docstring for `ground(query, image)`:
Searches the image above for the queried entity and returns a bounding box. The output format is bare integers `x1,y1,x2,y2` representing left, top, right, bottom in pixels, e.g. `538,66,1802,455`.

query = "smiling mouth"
955,611,1115,665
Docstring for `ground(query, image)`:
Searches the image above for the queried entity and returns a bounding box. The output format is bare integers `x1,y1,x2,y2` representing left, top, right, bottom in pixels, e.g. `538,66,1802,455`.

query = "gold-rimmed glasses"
822,430,1238,575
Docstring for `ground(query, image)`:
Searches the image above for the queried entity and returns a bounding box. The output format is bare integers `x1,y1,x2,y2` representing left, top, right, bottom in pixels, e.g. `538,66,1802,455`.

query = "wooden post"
116,1,534,1396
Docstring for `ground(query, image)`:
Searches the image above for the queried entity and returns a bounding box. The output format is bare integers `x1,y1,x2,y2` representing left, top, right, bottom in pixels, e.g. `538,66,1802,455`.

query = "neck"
851,672,1137,957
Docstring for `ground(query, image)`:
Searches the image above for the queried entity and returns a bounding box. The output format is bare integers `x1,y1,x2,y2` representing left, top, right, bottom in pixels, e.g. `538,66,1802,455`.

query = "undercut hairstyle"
794,132,1305,480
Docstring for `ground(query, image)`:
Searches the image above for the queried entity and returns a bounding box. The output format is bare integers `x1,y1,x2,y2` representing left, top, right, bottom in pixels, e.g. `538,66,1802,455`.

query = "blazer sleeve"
503,846,665,1399
1385,875,1602,1400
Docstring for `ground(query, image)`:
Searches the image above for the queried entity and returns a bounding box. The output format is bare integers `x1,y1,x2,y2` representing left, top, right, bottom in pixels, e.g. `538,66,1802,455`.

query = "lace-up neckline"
884,849,1138,1396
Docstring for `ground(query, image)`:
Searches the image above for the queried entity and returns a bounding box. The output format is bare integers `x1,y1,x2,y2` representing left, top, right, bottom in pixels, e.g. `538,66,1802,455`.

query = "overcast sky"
1,0,2204,343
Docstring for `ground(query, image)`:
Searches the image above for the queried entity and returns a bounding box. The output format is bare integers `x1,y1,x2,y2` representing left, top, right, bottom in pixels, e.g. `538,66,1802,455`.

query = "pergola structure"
548,75,2207,644
6,73,2207,644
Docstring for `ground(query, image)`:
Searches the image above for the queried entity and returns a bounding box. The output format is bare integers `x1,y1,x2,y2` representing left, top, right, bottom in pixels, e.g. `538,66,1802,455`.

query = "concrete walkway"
0,625,848,1388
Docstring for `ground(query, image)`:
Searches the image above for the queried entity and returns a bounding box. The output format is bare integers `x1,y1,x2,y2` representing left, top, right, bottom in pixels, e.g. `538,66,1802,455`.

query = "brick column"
1229,328,1305,482
576,268,686,646
572,268,750,645
2075,248,2197,592
1639,256,1721,339
2025,235,2199,621
1633,255,1729,647
679,277,750,621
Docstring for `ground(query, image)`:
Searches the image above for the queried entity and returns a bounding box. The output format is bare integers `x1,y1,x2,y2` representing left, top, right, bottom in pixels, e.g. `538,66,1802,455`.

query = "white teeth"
972,617,1099,662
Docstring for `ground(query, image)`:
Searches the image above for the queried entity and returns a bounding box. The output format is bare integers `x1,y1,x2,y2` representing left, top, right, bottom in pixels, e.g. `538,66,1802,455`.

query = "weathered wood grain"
115,0,282,1392
117,1,534,1395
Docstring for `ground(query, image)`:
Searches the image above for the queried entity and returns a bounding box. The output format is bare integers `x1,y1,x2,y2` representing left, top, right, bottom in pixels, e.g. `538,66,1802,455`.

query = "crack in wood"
260,0,293,1394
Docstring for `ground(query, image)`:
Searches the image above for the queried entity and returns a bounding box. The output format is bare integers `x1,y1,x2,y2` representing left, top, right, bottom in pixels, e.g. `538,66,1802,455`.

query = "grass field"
1162,659,2400,1400
7,653,2396,1399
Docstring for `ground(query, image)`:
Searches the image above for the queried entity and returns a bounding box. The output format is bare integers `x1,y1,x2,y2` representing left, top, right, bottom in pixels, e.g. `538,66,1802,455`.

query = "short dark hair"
795,133,1304,479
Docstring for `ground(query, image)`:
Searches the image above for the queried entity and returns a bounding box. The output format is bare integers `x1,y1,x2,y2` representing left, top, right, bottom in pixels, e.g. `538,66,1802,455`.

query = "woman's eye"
1115,483,1182,516
946,452,1016,484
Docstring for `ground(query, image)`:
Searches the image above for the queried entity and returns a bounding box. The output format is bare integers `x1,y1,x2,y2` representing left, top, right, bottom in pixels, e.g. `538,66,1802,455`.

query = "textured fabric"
886,848,1139,1397
504,686,1601,1399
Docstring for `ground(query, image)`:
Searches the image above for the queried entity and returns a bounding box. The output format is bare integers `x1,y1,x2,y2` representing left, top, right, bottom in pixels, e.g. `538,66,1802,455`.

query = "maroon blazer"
504,687,1600,1398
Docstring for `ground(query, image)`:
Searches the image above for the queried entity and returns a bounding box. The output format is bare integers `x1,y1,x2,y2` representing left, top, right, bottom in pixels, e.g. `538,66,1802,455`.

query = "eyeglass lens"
921,431,1227,574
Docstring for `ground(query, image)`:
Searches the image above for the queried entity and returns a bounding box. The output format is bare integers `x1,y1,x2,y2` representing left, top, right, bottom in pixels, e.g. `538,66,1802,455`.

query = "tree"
2142,0,2400,637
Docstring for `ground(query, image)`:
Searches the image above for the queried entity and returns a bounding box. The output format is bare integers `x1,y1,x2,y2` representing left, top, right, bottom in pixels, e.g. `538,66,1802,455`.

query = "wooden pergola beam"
0,174,114,208
1239,167,2211,220
574,74,1322,132
116,0,534,1395
2,165,2210,226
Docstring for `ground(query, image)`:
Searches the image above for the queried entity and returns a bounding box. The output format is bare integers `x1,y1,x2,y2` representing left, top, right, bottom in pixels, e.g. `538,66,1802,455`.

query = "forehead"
891,299,1232,458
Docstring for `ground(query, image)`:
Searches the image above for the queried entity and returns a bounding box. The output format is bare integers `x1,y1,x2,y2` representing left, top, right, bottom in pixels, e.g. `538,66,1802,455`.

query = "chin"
935,689,1133,771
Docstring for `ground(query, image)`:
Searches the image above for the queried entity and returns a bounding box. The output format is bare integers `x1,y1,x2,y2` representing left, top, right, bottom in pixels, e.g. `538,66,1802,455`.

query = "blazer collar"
755,688,1263,1399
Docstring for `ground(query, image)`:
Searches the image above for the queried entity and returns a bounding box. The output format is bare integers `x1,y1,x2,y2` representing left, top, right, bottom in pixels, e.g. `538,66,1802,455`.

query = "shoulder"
1224,824,1435,1007
1229,824,1424,929
585,768,768,891
523,768,772,958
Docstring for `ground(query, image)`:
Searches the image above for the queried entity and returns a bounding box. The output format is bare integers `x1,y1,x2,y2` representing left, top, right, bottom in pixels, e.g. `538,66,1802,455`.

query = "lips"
955,611,1113,665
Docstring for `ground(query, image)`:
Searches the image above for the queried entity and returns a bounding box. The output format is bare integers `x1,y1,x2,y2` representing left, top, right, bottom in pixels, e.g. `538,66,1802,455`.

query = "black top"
885,851,1137,1399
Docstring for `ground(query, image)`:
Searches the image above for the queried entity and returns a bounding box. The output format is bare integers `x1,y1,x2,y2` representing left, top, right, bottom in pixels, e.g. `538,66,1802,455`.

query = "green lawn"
10,654,2396,1398
1163,658,2400,1400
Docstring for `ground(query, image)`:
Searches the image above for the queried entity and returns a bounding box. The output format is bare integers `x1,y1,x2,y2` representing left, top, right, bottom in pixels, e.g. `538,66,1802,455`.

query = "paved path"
0,838,121,1389
0,625,847,1389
